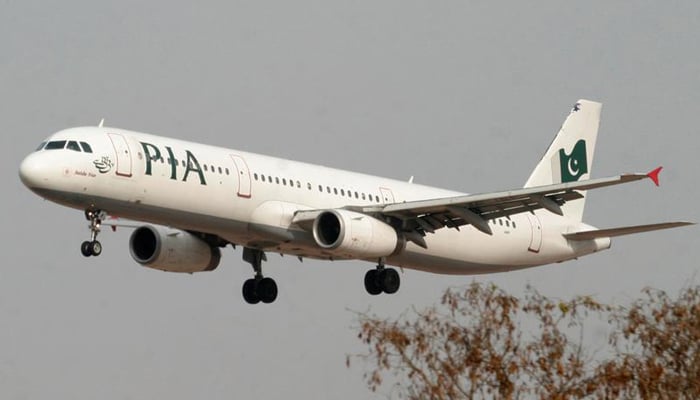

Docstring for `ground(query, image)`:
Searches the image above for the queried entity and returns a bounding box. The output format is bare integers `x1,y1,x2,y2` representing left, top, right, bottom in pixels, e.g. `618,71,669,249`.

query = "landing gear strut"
364,258,400,295
81,209,103,257
241,247,278,304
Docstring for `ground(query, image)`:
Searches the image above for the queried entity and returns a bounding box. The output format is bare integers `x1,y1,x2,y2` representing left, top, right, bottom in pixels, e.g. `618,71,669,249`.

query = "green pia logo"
559,139,588,182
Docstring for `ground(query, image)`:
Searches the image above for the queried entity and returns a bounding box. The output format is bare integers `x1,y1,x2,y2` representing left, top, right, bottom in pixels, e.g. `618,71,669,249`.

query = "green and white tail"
524,99,602,221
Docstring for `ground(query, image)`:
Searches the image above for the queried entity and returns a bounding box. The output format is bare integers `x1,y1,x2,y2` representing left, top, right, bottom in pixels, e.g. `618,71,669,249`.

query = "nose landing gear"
81,209,103,257
241,248,278,304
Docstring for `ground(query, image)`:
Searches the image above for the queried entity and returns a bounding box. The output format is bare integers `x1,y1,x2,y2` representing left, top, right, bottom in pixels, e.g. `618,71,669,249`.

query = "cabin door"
230,155,252,198
526,213,542,253
107,133,133,177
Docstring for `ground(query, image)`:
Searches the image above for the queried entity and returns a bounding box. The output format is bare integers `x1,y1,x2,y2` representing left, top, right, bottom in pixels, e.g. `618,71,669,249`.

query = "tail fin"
524,99,602,221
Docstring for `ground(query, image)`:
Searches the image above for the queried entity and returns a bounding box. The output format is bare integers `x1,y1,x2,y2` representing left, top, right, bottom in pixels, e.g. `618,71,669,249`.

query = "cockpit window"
66,141,81,152
80,142,93,153
35,141,47,151
45,140,67,150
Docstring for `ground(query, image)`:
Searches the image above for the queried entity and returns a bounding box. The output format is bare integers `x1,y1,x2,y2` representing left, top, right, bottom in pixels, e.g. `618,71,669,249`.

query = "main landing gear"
364,258,400,296
241,248,278,304
81,209,103,257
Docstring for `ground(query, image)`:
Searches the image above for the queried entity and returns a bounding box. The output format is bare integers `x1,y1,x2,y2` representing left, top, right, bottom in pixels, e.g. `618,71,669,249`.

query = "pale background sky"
1,1,698,399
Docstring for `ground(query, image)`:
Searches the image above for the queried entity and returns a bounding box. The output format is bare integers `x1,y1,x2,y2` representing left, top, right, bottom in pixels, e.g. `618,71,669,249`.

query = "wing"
341,170,662,247
563,222,694,240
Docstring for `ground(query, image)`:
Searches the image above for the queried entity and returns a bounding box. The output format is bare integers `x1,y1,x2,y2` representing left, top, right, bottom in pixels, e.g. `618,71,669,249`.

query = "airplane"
19,100,693,304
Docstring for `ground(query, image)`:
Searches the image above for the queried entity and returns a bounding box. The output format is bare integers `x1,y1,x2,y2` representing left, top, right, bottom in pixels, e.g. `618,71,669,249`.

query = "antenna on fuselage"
98,118,105,128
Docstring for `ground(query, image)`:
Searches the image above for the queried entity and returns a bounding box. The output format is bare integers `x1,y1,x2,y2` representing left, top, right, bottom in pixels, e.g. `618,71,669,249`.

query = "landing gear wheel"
379,268,400,294
241,248,278,305
242,279,260,304
81,241,93,257
89,240,102,257
243,247,277,304
82,209,104,257
258,277,278,304
364,270,382,295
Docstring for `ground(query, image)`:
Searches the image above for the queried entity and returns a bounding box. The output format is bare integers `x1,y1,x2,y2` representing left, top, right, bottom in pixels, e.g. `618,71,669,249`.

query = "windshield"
45,140,67,150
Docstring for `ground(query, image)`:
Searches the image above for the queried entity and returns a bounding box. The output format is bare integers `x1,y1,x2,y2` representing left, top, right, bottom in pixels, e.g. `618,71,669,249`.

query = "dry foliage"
351,282,700,399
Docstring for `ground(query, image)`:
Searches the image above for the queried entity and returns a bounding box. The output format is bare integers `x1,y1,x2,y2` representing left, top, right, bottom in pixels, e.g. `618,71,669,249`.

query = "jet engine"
129,225,221,273
312,209,401,258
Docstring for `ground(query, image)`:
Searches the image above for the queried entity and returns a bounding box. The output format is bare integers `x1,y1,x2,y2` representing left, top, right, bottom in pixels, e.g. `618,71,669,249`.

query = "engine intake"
312,209,400,258
129,225,221,273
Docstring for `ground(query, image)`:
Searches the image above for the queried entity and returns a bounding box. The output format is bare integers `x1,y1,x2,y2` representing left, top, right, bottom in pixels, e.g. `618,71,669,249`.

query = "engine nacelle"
129,225,221,273
312,209,400,258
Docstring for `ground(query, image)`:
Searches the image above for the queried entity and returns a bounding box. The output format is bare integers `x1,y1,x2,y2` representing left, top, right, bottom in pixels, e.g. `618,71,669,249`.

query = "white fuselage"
19,127,610,275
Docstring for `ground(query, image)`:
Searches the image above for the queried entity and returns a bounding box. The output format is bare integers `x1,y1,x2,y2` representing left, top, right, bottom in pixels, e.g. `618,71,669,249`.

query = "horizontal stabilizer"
563,221,694,241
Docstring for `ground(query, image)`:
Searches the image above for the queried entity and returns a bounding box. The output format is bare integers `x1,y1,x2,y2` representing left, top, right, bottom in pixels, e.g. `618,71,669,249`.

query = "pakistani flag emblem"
559,140,588,182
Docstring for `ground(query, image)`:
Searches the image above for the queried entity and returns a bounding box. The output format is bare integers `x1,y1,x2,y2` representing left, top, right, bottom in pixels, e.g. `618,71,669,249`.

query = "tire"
364,270,382,295
242,279,260,304
258,277,278,304
90,241,102,256
80,241,93,257
379,268,400,294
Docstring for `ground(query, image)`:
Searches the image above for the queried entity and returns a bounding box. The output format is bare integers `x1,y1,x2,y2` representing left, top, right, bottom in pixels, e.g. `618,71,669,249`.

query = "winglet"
647,166,662,186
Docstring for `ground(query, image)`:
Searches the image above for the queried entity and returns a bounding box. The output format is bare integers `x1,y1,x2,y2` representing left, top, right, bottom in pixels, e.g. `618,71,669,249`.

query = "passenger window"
254,173,259,180
282,178,287,185
35,141,47,151
181,160,186,167
307,182,312,190
355,192,359,199
375,195,380,203
225,168,230,175
326,186,331,193
296,180,301,188
499,219,503,226
79,142,92,153
513,222,517,228
204,164,208,171
361,193,366,200
275,177,280,184
218,167,223,174
333,188,338,195
45,140,67,150
340,189,345,196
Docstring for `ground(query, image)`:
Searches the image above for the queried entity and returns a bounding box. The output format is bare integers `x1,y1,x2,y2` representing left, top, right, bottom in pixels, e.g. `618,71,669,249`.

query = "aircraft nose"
19,153,46,189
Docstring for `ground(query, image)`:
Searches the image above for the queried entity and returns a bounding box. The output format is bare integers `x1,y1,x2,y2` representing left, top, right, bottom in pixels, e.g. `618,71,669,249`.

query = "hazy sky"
1,1,699,399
